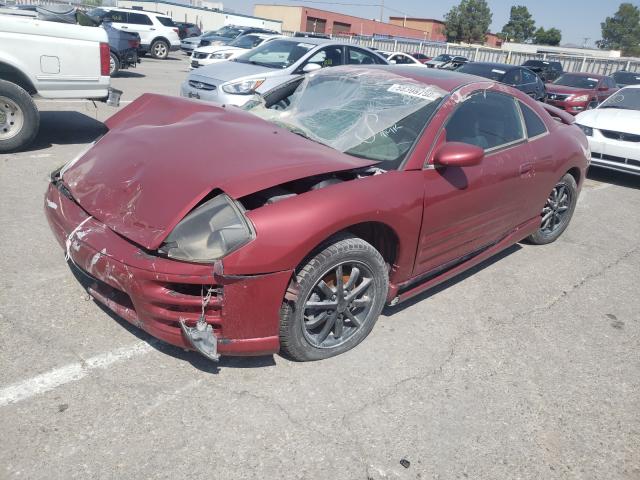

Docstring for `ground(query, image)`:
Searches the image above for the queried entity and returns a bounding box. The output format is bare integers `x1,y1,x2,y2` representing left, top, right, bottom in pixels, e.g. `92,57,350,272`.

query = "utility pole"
380,0,384,22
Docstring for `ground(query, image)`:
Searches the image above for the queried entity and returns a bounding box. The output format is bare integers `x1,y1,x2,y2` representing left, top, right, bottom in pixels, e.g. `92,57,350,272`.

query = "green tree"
534,27,562,46
500,5,536,43
444,0,493,44
598,3,640,56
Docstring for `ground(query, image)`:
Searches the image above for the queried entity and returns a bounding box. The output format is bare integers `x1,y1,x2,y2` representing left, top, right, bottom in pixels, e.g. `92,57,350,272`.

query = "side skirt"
387,217,540,305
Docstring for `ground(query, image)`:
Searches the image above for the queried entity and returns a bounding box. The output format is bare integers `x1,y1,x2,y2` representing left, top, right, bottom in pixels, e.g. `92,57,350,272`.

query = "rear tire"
0,79,39,153
280,235,388,361
109,52,120,77
150,39,169,59
527,173,578,245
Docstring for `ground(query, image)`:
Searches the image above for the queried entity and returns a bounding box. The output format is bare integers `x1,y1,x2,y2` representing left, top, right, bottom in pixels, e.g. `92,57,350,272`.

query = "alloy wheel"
0,96,24,141
541,183,572,234
154,43,168,58
302,261,375,349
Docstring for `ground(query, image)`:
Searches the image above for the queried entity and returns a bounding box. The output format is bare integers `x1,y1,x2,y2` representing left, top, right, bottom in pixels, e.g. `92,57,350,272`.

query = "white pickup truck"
0,11,120,152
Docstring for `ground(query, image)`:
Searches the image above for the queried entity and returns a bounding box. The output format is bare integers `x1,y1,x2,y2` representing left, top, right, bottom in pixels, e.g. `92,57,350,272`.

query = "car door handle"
520,162,534,177
121,26,128,29
150,27,156,30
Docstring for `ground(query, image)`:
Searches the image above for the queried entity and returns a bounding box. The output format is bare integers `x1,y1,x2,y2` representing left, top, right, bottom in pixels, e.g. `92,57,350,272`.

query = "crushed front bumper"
44,182,292,357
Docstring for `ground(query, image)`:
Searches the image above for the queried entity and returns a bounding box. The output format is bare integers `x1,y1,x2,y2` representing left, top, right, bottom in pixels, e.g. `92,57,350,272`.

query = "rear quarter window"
519,102,548,138
157,16,175,27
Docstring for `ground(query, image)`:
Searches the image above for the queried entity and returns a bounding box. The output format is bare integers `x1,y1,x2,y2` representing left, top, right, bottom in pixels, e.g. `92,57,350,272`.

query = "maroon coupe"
45,66,589,362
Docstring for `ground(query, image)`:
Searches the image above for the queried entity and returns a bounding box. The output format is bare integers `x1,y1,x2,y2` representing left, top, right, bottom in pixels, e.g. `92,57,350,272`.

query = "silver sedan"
180,37,388,107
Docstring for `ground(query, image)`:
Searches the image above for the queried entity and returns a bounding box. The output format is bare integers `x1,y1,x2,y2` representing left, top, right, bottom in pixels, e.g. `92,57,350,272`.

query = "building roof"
389,16,445,24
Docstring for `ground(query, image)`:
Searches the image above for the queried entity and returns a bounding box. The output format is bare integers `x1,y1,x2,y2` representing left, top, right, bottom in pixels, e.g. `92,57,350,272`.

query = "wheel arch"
0,61,37,95
566,166,581,186
151,36,170,46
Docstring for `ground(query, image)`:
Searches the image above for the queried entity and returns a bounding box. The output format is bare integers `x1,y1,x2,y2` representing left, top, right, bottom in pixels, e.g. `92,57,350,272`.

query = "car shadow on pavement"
27,111,107,152
587,166,639,190
383,244,522,315
113,71,146,79
67,262,276,374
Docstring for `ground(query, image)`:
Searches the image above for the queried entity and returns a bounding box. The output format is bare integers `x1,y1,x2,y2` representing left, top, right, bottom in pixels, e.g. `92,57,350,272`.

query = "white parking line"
0,341,156,407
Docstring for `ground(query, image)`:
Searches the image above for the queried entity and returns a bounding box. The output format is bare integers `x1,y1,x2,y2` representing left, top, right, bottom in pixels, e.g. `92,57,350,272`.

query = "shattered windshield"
246,68,447,169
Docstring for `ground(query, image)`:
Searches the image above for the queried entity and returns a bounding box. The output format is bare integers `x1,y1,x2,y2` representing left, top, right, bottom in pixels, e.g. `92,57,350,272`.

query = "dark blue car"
103,23,140,76
457,62,547,101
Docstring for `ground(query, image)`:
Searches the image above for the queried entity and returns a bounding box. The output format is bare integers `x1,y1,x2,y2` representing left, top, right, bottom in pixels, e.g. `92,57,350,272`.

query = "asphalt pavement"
0,54,638,480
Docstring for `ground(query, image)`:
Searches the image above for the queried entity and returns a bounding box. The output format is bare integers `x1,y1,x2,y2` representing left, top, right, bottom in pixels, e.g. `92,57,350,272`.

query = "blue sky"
224,0,640,47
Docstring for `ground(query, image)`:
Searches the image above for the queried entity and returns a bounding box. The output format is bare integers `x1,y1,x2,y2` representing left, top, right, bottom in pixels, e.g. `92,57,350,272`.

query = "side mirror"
302,63,322,73
433,142,484,167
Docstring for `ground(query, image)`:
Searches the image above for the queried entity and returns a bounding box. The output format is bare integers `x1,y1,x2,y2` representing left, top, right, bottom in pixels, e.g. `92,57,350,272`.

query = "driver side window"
306,47,344,69
444,91,525,151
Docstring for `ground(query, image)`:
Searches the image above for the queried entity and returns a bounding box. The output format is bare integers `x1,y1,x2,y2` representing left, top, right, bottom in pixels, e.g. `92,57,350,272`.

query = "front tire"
527,173,578,245
280,236,388,361
150,39,169,59
0,79,39,153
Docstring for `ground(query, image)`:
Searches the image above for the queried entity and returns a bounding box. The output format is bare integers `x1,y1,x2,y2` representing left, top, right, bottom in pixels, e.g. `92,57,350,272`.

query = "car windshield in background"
433,54,451,62
599,88,640,110
214,26,241,38
230,34,264,49
156,16,175,27
612,71,640,86
553,74,598,89
456,63,506,81
248,68,447,168
234,40,315,69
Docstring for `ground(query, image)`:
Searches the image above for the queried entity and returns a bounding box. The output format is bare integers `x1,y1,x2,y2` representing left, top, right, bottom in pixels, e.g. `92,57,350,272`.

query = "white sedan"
387,52,426,67
575,85,640,176
190,33,282,69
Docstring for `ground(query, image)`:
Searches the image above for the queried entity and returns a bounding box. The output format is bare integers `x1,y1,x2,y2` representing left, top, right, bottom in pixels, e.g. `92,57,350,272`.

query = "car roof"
465,62,519,71
619,84,640,89
348,65,482,92
276,36,332,46
101,7,166,16
561,72,608,78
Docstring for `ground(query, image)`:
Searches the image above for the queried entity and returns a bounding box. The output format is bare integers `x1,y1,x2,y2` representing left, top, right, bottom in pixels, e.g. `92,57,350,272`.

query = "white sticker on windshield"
296,43,315,49
491,69,506,74
387,84,443,101
636,77,640,80
588,77,599,82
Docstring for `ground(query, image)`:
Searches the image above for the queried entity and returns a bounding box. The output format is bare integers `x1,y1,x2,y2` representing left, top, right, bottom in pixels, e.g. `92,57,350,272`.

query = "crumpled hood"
575,108,640,134
62,94,374,250
545,84,593,96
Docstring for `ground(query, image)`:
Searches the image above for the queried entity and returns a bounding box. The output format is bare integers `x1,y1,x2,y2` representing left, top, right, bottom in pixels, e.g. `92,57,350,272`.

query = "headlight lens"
221,78,265,94
569,94,589,102
576,123,593,136
159,194,254,262
212,52,233,59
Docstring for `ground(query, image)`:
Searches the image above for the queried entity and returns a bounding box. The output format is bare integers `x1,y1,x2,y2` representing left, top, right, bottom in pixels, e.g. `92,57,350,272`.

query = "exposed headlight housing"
212,52,234,59
221,78,265,95
158,194,254,263
576,123,593,136
569,94,589,102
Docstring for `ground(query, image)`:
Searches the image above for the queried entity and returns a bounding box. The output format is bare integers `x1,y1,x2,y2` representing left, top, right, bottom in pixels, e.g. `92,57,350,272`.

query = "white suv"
88,7,180,59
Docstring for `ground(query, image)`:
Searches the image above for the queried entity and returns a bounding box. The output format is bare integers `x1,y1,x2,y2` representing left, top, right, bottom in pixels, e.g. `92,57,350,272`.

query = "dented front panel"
45,183,290,355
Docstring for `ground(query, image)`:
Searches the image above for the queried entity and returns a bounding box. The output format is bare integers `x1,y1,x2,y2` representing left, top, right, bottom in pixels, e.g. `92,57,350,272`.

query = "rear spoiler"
540,103,575,126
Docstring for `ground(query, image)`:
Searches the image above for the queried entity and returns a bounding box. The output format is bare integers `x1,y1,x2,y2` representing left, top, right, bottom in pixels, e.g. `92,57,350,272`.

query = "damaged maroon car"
45,66,589,362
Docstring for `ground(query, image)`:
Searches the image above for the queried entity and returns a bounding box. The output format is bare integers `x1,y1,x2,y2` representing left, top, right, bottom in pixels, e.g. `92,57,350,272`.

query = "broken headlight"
159,194,254,263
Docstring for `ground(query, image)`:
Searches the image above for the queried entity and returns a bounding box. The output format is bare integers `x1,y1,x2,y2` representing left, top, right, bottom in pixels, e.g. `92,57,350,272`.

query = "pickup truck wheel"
109,52,120,76
150,39,169,59
0,79,39,153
